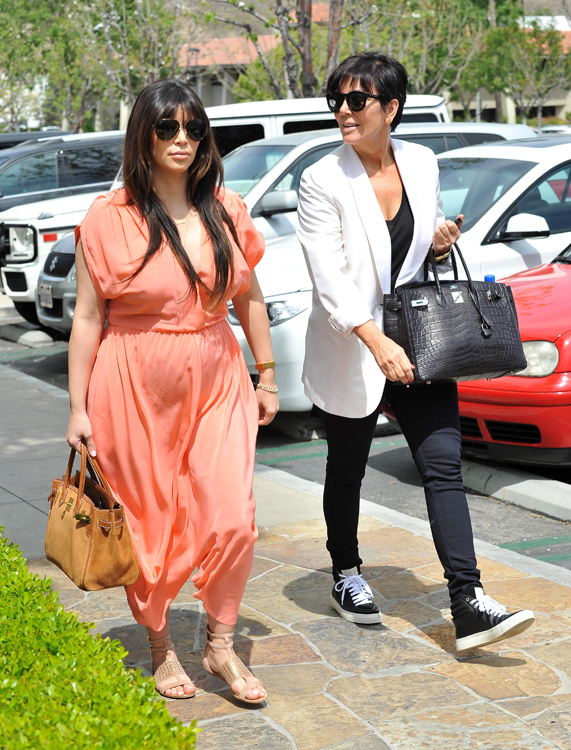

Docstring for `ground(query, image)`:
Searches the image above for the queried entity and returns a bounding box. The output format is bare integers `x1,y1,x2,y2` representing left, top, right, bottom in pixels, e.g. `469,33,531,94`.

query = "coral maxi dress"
75,187,264,632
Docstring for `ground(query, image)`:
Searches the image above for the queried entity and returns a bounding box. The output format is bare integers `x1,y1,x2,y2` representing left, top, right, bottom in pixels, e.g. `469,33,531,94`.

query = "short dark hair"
326,52,408,132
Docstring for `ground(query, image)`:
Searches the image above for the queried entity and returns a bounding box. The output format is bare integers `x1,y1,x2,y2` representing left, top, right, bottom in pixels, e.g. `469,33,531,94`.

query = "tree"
219,0,485,101
374,0,486,96
79,0,196,113
0,0,47,129
206,0,349,98
493,20,571,127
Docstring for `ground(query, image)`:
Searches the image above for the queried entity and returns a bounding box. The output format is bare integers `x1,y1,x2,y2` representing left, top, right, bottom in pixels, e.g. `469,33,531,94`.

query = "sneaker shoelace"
334,573,374,607
470,591,507,617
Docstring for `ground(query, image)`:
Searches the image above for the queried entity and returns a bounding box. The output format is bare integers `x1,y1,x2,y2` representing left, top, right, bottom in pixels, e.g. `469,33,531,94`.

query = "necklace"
172,206,191,226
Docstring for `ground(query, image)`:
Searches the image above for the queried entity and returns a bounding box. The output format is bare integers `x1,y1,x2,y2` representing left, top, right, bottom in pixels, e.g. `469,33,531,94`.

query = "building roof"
180,2,329,69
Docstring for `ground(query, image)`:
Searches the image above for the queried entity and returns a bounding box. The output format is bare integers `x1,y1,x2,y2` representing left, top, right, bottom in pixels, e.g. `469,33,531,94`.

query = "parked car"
37,123,536,337
0,130,69,151
228,135,571,411
217,122,536,241
1,190,103,323
540,125,571,135
437,136,571,278
205,95,451,156
35,231,76,332
0,130,123,213
457,245,571,466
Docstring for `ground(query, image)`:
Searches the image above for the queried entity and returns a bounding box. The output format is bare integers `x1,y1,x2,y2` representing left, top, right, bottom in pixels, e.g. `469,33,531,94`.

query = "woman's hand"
256,389,279,426
66,411,97,456
433,214,464,255
353,320,414,384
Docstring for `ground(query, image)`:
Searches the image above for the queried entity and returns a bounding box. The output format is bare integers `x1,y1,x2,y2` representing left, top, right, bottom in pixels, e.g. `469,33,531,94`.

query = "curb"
0,322,54,348
0,363,69,399
462,458,571,522
255,463,571,589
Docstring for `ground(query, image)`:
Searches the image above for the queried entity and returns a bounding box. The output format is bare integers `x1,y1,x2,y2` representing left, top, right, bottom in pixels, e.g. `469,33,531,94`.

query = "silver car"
35,232,76,333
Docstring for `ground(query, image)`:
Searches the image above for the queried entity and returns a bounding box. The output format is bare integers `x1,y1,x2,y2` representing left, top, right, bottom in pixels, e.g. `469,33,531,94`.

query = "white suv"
0,190,103,323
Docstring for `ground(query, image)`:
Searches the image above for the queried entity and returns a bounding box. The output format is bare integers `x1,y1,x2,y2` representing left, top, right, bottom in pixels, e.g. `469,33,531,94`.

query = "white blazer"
297,138,445,418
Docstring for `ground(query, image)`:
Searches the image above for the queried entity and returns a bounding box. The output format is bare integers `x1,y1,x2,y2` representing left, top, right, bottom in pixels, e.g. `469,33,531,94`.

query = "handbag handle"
61,444,114,514
428,241,494,336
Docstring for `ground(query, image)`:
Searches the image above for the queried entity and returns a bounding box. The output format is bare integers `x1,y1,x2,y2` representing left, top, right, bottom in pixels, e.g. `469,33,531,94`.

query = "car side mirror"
258,189,298,216
500,213,550,241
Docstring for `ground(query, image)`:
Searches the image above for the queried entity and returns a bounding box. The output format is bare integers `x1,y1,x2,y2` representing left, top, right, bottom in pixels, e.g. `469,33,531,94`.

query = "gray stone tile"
195,714,293,749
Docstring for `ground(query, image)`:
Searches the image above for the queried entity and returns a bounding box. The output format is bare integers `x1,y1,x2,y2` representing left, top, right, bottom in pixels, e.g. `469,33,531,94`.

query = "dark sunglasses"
326,91,383,113
154,118,207,142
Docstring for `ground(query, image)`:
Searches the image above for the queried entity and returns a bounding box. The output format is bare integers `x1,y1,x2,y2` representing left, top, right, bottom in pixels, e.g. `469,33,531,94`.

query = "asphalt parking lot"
2,328,571,572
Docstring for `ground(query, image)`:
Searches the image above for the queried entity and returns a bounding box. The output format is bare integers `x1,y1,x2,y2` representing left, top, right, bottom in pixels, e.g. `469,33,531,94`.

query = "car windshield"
223,144,294,197
438,157,536,231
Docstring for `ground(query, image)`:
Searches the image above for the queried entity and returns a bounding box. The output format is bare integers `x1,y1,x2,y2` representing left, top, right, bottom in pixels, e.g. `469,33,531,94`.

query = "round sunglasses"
326,91,384,113
154,118,207,142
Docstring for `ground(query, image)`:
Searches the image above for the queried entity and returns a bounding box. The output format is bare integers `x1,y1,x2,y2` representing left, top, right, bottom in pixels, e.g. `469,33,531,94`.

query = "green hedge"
0,530,199,749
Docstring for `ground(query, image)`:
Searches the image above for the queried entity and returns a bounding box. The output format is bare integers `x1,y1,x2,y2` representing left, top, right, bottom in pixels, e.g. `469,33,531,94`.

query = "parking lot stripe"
257,451,329,463
0,346,68,363
535,553,571,562
256,439,327,454
500,534,571,550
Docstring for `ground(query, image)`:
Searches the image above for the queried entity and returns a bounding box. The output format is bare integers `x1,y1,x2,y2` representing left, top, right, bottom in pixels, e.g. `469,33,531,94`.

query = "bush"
0,530,199,749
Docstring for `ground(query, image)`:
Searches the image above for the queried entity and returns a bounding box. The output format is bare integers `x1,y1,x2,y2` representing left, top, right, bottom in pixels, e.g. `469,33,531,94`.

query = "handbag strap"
424,244,459,282
428,242,494,336
62,444,115,514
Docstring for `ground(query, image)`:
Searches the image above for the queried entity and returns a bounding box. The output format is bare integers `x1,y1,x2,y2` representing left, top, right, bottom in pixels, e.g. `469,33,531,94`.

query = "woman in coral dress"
66,80,278,703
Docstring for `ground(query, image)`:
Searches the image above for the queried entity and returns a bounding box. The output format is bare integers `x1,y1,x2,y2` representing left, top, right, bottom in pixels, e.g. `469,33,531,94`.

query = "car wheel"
13,301,39,325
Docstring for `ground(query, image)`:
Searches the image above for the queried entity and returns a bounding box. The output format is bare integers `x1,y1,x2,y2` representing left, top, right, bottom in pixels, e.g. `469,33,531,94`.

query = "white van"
206,95,449,155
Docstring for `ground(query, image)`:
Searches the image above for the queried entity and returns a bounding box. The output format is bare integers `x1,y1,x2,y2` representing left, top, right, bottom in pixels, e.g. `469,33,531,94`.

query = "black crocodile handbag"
383,243,527,383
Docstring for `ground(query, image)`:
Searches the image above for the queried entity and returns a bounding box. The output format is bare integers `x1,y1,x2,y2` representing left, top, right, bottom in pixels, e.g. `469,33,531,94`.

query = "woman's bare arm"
66,237,106,455
232,270,279,426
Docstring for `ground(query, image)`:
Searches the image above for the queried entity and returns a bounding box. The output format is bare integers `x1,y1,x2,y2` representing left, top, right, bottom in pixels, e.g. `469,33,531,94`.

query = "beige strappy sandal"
148,635,196,699
202,625,267,704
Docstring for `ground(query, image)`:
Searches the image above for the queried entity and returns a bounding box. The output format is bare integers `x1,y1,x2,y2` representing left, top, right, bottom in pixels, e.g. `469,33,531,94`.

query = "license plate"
39,283,53,309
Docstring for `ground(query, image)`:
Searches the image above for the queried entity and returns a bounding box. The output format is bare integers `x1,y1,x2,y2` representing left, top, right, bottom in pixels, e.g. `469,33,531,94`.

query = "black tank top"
386,187,414,292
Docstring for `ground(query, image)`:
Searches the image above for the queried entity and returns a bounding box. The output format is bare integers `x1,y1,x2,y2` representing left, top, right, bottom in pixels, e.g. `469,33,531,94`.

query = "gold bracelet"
256,383,278,393
254,361,276,371
435,248,452,263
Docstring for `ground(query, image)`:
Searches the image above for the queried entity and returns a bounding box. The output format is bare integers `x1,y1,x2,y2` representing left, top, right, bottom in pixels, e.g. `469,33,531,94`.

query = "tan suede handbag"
45,445,140,590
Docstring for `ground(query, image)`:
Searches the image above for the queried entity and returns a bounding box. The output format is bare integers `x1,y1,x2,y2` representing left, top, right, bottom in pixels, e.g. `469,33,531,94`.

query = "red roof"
179,34,279,68
179,2,330,68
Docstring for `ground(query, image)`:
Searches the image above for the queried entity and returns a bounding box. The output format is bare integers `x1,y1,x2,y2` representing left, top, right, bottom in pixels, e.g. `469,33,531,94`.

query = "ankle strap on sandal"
148,634,175,653
205,625,235,650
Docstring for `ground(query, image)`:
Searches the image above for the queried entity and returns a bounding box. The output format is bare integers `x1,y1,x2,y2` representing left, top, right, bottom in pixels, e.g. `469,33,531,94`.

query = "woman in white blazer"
297,52,534,652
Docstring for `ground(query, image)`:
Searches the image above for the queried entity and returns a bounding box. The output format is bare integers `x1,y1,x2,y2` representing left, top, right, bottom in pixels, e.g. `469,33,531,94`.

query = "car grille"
462,440,489,452
43,252,75,278
485,420,541,444
40,298,63,318
4,272,27,292
460,416,483,439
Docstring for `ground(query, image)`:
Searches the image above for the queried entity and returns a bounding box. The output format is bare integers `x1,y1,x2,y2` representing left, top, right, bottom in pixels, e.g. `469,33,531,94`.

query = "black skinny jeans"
320,380,480,602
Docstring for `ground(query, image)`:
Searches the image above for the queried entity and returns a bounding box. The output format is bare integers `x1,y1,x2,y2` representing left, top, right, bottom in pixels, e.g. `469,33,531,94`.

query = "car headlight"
8,226,36,262
228,291,311,328
68,264,76,282
512,341,559,377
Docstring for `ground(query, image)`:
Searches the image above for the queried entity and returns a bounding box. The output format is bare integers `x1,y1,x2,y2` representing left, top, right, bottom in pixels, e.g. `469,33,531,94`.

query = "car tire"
13,301,40,325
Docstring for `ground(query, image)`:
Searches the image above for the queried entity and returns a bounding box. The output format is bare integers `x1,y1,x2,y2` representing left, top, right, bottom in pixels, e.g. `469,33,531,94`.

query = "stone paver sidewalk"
29,470,571,750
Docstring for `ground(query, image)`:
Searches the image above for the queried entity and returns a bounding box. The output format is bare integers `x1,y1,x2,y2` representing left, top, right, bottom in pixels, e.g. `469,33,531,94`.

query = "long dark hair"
122,80,239,308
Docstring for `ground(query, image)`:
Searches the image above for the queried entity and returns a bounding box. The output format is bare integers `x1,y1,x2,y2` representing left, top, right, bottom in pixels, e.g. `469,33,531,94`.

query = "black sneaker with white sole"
330,567,382,624
452,585,535,651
